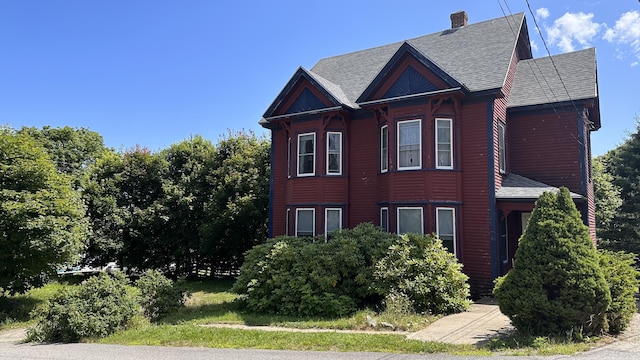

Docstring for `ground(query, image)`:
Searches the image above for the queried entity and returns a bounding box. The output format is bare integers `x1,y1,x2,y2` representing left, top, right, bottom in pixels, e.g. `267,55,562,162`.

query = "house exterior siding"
261,11,600,295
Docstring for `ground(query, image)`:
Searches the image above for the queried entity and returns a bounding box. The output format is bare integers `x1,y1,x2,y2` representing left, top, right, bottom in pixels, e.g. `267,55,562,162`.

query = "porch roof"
496,173,585,202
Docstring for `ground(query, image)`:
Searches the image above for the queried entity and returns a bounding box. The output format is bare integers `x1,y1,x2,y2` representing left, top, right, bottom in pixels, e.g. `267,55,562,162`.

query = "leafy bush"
374,233,470,315
232,223,395,317
233,223,471,317
27,273,138,342
135,270,189,322
494,188,611,336
598,250,639,334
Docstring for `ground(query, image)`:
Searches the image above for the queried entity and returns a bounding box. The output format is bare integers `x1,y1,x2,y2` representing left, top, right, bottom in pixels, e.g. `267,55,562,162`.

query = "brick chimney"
450,11,468,28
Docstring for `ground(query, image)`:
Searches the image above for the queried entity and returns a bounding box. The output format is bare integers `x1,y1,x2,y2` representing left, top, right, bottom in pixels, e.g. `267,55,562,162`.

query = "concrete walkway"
408,298,513,345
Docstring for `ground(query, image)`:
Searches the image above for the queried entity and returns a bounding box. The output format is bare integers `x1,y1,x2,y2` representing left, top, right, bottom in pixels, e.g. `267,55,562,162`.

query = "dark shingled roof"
507,48,598,109
496,173,584,201
309,13,526,108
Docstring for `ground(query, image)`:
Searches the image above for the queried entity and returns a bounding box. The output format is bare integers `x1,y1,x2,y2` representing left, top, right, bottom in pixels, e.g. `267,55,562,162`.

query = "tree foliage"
598,117,640,254
598,250,640,334
494,188,611,336
592,156,622,233
0,130,88,295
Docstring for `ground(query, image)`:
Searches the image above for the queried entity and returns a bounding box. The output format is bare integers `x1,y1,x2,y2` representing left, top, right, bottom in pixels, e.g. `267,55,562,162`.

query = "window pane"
398,121,420,169
380,208,389,232
436,119,452,168
498,124,505,173
326,209,341,234
398,208,423,234
297,209,314,237
437,208,455,254
381,126,388,172
327,133,341,174
298,133,315,175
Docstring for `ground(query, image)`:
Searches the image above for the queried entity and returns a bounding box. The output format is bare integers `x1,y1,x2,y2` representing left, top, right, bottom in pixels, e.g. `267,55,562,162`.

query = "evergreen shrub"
598,249,639,334
494,188,611,336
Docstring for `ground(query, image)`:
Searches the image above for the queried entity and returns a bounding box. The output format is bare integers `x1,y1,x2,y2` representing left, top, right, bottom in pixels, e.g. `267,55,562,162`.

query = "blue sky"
1,1,639,156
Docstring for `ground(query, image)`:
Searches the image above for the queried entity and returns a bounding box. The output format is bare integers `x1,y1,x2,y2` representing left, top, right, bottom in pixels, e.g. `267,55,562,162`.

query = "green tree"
600,117,640,254
0,130,88,295
200,130,270,273
593,155,623,248
18,126,106,178
494,188,611,336
159,136,217,275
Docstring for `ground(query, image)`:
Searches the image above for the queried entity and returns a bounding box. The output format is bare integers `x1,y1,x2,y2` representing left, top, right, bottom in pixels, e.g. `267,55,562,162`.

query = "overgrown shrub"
599,250,639,334
232,223,395,317
374,233,470,315
233,223,471,317
27,273,138,342
135,270,189,322
494,188,611,336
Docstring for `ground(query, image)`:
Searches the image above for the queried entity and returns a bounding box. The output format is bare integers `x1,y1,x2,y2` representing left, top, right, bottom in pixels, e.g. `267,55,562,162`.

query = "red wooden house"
259,11,601,294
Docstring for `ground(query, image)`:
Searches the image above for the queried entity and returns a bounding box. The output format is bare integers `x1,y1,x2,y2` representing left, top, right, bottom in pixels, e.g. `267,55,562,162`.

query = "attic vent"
450,11,468,28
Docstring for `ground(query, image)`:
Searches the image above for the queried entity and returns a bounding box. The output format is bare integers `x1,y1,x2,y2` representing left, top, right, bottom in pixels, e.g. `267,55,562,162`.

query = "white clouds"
530,40,539,53
603,10,640,62
546,12,602,52
536,8,550,19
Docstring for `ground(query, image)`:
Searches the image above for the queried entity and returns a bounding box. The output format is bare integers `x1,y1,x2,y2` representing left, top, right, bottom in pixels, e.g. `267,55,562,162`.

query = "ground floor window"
325,208,342,236
397,207,423,234
296,208,315,237
436,207,456,254
380,207,389,232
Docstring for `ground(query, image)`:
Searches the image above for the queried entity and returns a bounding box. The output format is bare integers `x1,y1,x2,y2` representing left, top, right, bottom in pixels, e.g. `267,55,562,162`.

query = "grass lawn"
0,277,596,355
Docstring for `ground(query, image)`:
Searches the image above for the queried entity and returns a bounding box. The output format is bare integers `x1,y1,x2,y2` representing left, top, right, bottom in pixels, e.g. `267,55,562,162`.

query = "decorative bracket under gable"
274,119,291,136
372,107,388,125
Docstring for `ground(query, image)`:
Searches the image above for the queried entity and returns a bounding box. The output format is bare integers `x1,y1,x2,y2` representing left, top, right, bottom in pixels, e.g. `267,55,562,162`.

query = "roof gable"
263,67,350,119
356,42,464,104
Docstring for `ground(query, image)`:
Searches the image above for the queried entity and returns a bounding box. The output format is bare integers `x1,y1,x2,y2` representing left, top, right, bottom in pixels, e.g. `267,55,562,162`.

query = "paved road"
1,341,639,360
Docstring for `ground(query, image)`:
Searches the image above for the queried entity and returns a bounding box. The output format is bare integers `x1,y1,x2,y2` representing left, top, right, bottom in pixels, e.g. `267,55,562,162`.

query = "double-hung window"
325,208,342,236
498,122,506,174
380,207,389,232
380,125,388,173
296,208,315,237
398,120,421,170
436,118,453,169
297,133,315,176
397,207,423,234
327,132,342,175
436,208,456,254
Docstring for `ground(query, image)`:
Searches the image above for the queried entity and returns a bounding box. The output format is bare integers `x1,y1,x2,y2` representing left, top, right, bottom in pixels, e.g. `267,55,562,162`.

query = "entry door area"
499,211,532,275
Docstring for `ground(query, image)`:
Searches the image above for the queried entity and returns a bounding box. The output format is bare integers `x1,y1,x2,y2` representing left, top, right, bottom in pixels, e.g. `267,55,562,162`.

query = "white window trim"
436,207,456,255
397,207,424,234
397,119,422,171
287,137,291,178
297,132,316,177
380,125,388,173
498,122,506,174
324,208,342,237
435,118,453,170
295,208,315,237
380,207,389,232
326,132,342,175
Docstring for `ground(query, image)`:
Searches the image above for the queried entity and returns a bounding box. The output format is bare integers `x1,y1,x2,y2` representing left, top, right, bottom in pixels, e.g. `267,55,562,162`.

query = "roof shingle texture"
507,48,597,108
496,173,584,200
309,13,525,107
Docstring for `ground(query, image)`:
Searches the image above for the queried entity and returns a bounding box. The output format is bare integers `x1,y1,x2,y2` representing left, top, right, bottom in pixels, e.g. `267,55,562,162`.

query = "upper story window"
397,207,423,234
296,208,315,237
398,120,421,170
380,125,388,173
436,118,453,169
297,132,315,176
498,122,506,174
287,138,291,178
436,207,456,254
327,132,342,175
